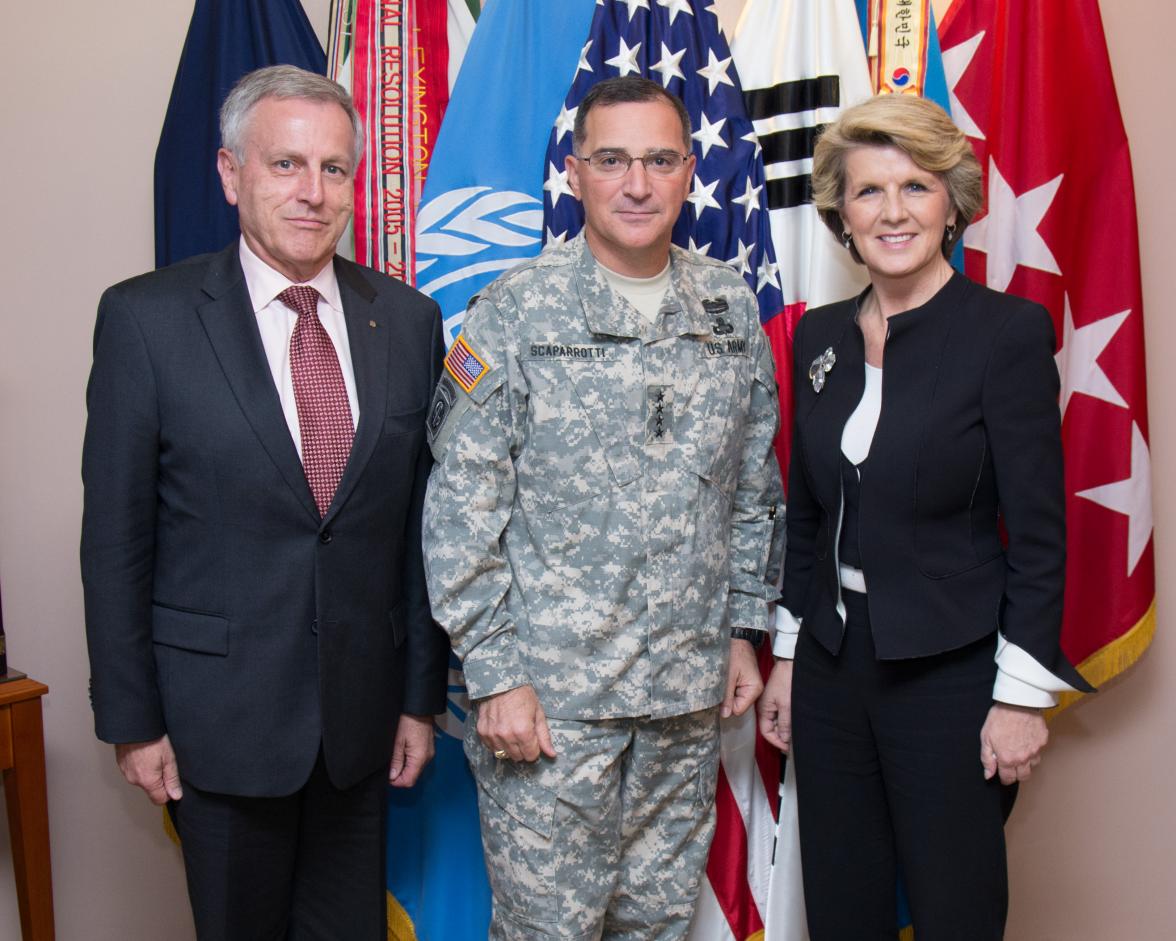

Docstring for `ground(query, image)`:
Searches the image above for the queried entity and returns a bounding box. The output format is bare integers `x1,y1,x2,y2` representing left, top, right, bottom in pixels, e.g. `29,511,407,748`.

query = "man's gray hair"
219,65,364,165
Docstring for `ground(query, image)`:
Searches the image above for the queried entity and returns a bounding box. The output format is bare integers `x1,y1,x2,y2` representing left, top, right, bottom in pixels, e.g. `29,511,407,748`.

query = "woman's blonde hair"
811,95,982,262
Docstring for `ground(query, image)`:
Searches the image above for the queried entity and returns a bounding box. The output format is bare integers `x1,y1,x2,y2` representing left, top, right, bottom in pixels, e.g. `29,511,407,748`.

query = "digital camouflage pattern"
465,705,721,940
423,234,784,721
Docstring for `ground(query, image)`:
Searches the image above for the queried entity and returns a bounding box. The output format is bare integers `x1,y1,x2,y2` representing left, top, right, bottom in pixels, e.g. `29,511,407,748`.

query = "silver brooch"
809,347,836,393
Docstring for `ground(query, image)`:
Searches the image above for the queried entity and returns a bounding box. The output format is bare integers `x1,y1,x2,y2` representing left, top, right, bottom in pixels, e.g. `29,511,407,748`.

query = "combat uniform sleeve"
724,304,785,633
422,296,529,702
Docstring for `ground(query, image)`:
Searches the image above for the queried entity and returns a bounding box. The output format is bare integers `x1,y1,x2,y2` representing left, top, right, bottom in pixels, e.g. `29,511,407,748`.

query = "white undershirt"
597,259,672,323
238,238,359,460
773,361,1077,707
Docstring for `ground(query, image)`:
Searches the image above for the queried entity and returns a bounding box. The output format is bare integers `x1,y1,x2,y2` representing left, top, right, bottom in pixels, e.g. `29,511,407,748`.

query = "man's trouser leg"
168,749,388,941
467,707,720,941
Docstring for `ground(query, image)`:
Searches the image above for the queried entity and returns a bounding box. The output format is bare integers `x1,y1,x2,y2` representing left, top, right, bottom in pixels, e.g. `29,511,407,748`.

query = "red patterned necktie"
278,285,354,517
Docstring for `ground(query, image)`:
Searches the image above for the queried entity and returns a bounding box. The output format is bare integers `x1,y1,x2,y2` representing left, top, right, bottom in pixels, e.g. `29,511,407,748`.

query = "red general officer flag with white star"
939,0,1155,700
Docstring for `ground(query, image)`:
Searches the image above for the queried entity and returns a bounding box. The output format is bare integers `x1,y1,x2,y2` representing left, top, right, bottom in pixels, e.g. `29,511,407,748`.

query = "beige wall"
0,0,1169,937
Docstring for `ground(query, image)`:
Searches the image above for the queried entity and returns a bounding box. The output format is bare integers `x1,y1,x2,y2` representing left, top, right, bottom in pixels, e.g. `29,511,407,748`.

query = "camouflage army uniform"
423,234,782,939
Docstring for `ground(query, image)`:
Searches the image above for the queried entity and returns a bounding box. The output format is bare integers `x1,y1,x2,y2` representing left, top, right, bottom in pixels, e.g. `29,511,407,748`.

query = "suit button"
319,529,332,544
310,619,318,635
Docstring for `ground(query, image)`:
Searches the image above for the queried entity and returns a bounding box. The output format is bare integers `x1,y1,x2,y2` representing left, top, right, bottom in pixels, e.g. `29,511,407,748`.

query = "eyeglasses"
576,149,692,178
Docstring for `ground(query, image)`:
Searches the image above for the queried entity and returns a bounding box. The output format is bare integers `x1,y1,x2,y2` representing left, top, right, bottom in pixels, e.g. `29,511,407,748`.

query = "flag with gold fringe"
940,0,1154,706
327,6,496,939
327,0,469,284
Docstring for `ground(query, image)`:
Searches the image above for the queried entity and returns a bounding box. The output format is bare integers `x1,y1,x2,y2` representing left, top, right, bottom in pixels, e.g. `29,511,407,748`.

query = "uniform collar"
573,236,713,340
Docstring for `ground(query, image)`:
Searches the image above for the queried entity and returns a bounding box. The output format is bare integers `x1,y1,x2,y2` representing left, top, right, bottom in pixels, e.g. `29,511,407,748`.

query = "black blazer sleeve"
782,311,821,619
399,304,451,716
81,286,166,743
983,302,1092,690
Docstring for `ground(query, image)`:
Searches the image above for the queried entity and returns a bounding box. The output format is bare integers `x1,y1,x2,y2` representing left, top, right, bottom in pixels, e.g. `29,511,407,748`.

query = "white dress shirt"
238,238,360,459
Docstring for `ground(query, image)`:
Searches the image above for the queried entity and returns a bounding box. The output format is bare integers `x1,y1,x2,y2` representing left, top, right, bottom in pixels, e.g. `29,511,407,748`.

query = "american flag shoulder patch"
444,335,489,394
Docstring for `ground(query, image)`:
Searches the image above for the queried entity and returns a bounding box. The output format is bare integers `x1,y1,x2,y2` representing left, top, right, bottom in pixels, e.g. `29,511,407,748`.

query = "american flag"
444,336,488,393
542,0,785,329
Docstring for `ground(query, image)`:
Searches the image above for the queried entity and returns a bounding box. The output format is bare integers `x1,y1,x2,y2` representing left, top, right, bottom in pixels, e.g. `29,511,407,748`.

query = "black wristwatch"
729,628,767,649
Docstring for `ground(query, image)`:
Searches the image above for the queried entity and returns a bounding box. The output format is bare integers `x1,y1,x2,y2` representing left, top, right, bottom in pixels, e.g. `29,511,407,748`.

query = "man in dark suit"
81,65,449,940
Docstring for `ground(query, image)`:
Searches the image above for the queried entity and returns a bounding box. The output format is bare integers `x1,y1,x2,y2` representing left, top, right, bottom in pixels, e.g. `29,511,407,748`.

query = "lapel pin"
369,320,377,328
809,347,836,393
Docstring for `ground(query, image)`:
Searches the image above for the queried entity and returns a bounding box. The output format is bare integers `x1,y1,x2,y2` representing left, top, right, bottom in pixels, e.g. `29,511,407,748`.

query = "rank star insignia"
809,347,837,393
647,385,672,443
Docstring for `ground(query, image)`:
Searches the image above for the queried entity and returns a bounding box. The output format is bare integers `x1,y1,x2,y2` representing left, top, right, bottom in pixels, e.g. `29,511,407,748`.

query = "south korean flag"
732,0,873,319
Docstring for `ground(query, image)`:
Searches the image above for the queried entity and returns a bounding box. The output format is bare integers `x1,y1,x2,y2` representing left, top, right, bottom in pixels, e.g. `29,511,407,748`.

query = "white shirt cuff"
772,605,801,659
992,633,1079,708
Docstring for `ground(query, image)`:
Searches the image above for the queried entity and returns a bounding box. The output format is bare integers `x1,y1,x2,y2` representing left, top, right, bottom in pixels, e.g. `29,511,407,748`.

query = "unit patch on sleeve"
426,374,457,444
444,335,489,393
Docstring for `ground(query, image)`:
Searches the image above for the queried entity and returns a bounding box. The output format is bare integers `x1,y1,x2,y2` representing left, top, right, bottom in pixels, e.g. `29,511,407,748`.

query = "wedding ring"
493,749,508,760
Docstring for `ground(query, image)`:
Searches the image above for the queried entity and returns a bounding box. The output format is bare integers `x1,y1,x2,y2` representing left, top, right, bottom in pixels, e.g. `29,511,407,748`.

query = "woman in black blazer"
757,96,1093,939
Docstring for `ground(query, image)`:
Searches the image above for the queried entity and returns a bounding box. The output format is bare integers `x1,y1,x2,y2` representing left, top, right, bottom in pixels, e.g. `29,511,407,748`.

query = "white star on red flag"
1076,422,1154,576
964,160,1062,292
1056,294,1130,417
941,31,986,140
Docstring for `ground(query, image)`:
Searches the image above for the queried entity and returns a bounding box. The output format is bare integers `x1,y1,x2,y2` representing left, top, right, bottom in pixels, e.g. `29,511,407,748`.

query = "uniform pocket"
465,715,559,837
517,358,640,514
464,717,561,926
678,350,747,495
694,751,721,809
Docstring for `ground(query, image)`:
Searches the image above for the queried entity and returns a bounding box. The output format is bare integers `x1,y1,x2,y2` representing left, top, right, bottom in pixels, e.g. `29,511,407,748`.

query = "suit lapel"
196,246,320,524
326,257,387,526
803,304,865,501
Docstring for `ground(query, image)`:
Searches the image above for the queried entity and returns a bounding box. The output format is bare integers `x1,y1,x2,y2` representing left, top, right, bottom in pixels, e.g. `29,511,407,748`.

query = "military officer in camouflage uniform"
422,76,783,940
